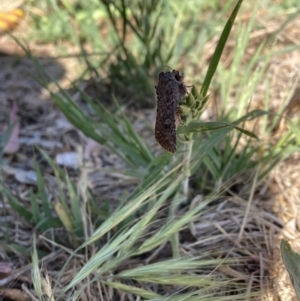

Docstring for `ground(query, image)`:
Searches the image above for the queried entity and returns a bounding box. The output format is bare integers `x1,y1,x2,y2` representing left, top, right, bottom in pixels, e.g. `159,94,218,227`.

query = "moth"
155,69,188,153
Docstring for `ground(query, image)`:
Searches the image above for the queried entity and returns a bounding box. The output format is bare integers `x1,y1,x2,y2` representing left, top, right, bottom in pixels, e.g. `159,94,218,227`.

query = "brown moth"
155,70,188,153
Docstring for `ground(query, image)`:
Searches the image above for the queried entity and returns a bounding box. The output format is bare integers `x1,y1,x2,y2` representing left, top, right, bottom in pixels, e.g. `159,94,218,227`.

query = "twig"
0,249,64,287
22,283,39,301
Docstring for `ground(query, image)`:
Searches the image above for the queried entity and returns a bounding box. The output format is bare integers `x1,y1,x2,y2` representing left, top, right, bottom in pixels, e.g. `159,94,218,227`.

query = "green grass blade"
29,189,41,223
200,0,244,99
3,187,32,222
281,239,300,299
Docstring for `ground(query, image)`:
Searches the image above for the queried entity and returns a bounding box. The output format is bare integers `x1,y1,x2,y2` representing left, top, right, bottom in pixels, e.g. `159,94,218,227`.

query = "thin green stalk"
182,140,193,201
169,140,193,259
238,165,259,241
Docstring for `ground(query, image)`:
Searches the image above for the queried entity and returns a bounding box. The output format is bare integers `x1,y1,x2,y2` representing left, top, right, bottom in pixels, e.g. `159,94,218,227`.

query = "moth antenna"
162,65,173,71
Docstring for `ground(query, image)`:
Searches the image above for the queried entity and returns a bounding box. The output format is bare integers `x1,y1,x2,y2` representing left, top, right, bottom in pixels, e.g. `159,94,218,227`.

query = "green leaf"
178,121,228,134
287,119,300,144
230,124,259,140
200,0,244,100
178,121,258,140
3,188,32,222
280,239,300,299
29,189,41,223
233,109,269,124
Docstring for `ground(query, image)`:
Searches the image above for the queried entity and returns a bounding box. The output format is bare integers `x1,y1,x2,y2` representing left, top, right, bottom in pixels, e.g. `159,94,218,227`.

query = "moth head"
172,70,184,82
